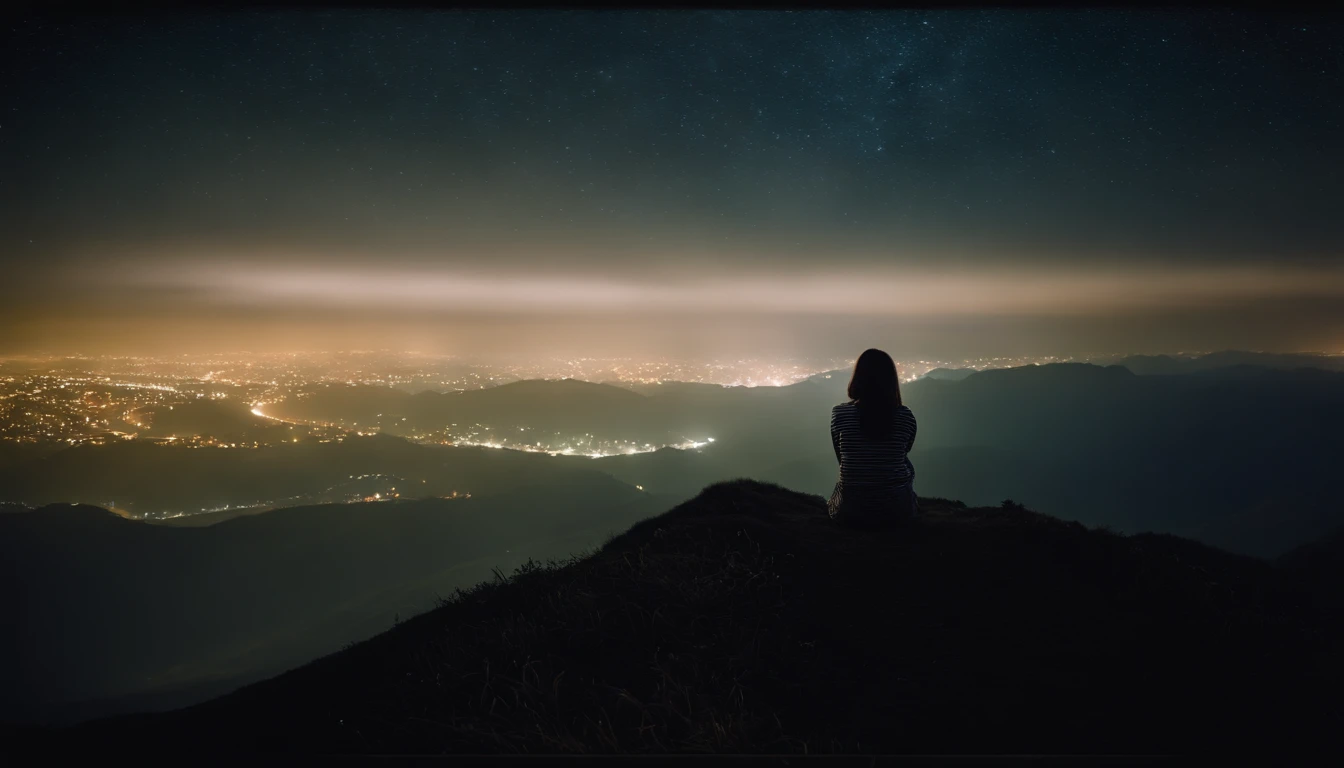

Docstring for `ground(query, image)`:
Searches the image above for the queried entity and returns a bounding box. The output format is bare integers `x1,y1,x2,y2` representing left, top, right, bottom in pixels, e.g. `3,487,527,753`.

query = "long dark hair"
847,348,902,439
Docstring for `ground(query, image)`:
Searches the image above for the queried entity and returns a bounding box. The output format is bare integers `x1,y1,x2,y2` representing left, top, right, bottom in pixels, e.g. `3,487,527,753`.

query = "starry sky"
3,9,1342,360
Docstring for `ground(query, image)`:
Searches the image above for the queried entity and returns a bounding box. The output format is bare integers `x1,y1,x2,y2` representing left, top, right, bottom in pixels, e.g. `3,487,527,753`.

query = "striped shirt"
830,401,917,490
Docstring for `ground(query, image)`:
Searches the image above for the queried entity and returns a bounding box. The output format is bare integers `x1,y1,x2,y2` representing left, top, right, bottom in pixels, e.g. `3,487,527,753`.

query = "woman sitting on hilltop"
828,348,918,527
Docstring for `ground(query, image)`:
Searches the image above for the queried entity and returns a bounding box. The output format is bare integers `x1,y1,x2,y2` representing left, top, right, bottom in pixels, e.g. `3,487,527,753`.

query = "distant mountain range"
914,351,1344,381
1102,350,1344,375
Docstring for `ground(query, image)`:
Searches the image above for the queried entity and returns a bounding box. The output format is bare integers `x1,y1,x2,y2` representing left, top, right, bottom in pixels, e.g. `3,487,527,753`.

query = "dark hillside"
920,367,975,381
52,481,1341,754
139,399,278,441
1279,528,1344,627
0,479,668,724
274,378,666,439
0,433,622,515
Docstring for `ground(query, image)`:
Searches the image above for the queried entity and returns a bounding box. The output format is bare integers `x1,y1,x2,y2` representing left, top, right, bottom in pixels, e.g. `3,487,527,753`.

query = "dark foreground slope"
42,482,1344,753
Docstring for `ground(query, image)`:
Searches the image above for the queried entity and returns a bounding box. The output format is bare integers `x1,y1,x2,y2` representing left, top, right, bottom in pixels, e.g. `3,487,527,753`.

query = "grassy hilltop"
39,480,1343,754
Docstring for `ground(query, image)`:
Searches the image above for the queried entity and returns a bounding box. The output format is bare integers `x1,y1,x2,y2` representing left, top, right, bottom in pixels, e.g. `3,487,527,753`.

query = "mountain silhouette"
1110,350,1344,375
26,480,1340,754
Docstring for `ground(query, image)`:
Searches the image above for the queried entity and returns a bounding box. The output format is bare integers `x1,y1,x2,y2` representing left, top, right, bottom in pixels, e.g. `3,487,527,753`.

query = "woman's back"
828,348,918,526
830,401,917,489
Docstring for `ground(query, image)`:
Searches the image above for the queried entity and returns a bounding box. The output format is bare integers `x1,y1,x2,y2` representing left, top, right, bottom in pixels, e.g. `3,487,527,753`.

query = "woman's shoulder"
831,401,858,420
896,404,916,419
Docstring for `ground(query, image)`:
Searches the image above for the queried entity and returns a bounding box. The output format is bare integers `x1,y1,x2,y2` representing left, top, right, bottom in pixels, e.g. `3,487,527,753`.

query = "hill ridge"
45,480,1341,754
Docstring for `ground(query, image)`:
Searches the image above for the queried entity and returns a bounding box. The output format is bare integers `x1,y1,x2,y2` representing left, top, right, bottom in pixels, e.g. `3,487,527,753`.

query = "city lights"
0,350,1114,448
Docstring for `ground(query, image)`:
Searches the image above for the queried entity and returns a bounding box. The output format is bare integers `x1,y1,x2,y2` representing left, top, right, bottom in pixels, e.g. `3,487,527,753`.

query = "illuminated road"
445,435,714,459
250,404,299,424
250,403,338,428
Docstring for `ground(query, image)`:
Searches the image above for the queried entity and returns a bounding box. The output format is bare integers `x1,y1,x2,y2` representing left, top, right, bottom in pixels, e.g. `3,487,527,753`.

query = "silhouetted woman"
828,348,918,527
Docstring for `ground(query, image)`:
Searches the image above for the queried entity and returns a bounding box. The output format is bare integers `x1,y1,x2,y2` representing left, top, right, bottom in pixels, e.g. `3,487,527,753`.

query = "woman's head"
847,348,902,408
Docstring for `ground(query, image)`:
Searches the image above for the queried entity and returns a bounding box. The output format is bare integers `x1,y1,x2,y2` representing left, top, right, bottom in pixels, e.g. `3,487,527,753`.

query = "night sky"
3,9,1342,360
